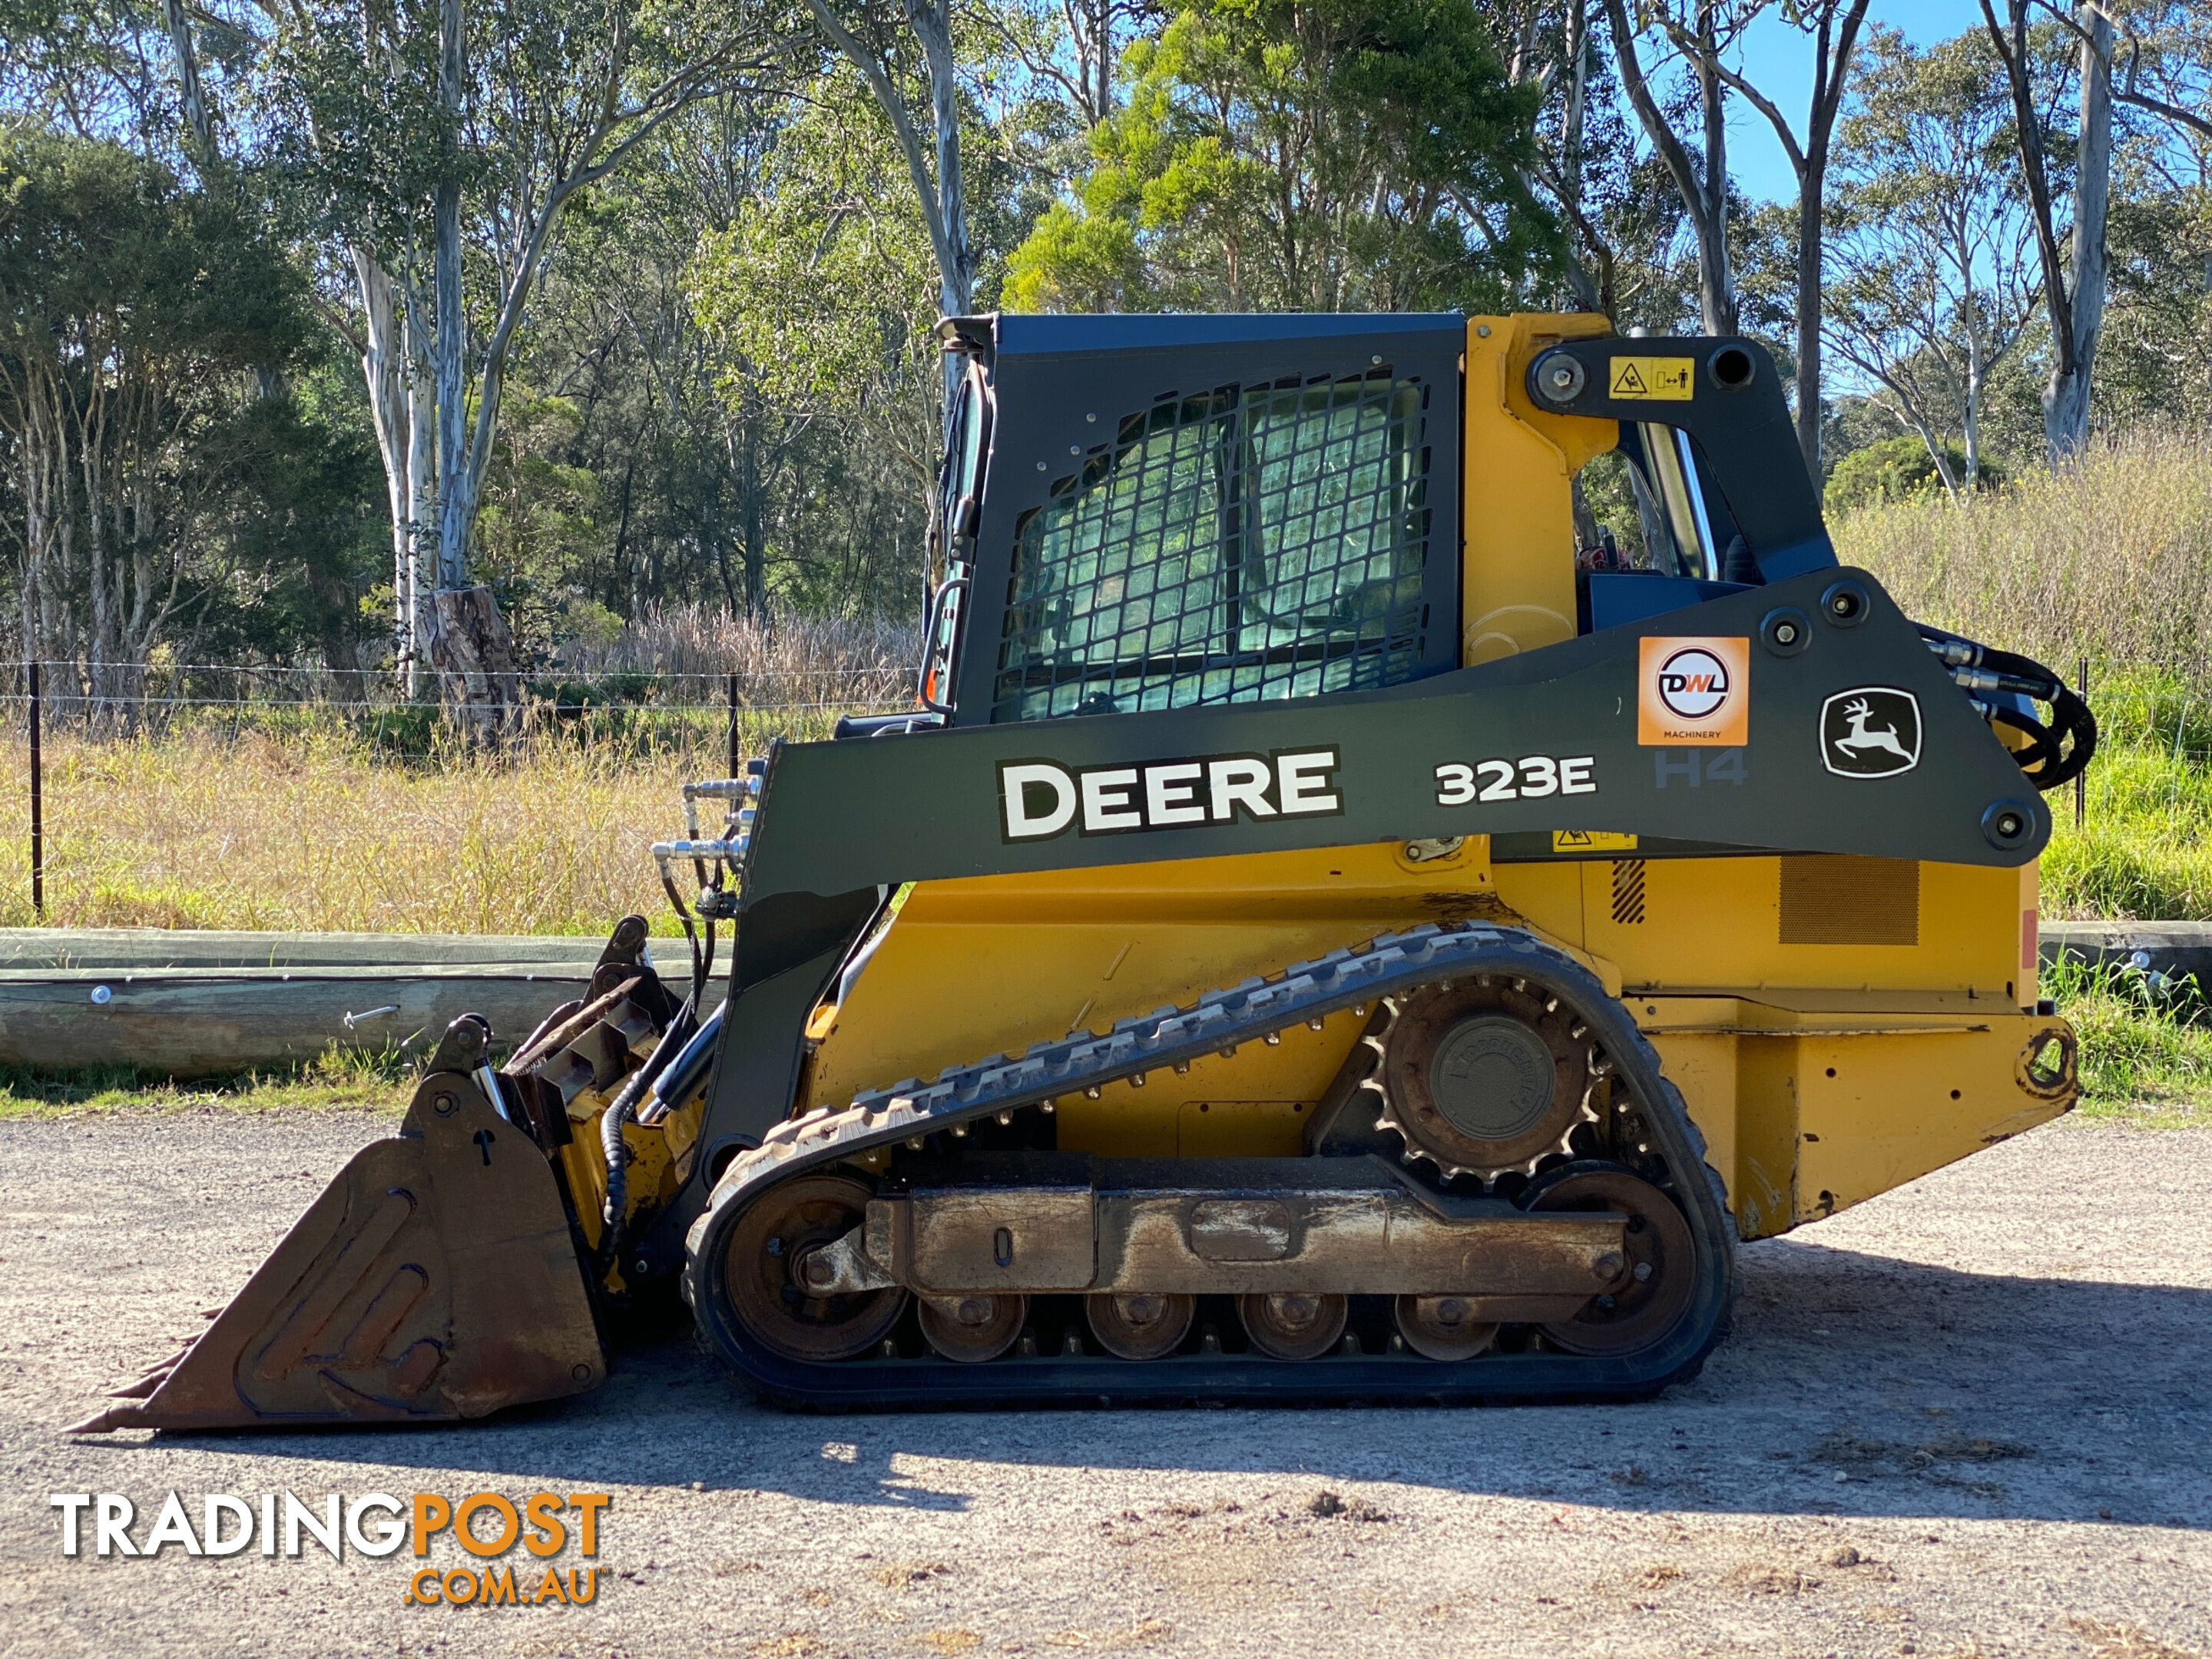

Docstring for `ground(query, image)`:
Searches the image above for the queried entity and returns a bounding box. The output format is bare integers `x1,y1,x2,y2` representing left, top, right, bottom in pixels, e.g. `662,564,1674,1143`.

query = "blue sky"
1726,0,1992,204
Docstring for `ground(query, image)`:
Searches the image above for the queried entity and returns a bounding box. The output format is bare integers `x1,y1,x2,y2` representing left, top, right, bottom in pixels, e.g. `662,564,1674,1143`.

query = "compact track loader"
75,312,2094,1430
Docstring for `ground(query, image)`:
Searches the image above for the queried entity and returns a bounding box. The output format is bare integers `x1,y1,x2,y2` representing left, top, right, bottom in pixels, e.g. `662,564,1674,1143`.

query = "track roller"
1527,1162,1695,1356
1086,1293,1195,1360
919,1294,1028,1363
1394,1295,1499,1360
721,1174,908,1362
1239,1292,1348,1360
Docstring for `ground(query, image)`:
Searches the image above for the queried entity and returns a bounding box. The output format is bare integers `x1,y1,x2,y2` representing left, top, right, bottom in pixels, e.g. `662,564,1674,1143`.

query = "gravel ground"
0,1110,2206,1659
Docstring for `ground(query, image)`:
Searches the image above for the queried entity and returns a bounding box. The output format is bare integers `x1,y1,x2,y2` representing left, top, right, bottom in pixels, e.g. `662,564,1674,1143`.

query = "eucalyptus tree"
1002,0,1552,314
1599,0,1750,336
2095,0,2212,143
2015,1,2212,445
1693,0,1868,471
1825,27,2041,498
1494,1,1608,312
995,0,1150,131
262,0,793,710
2088,2,2212,431
1979,0,2111,462
803,0,976,327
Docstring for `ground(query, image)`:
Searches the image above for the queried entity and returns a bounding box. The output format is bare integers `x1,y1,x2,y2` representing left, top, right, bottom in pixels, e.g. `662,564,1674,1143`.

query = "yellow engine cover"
803,838,2071,1241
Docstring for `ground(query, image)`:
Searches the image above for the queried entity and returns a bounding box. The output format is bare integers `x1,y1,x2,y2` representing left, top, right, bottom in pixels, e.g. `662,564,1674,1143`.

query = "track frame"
684,923,1739,1409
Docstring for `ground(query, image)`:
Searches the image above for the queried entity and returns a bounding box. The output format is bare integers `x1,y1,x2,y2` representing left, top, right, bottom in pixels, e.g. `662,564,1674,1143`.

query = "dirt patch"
2,1114,2208,1658
869,1561,952,1591
1303,1490,1388,1522
2068,1616,2208,1659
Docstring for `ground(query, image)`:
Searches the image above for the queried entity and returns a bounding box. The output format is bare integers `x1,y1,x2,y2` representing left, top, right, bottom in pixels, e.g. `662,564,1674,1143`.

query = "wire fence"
0,603,927,740
0,659,919,746
0,655,922,922
0,603,933,926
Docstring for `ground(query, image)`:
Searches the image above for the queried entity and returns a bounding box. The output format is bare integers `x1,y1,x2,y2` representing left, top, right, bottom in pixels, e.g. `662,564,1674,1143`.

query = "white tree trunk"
2046,2,2111,460
161,0,217,174
1602,0,1738,336
353,249,425,691
406,300,435,672
433,0,470,593
906,0,973,320
1965,340,1983,492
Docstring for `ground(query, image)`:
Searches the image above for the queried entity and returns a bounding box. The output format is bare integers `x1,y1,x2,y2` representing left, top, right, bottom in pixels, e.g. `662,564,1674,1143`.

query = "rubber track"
684,923,1740,1409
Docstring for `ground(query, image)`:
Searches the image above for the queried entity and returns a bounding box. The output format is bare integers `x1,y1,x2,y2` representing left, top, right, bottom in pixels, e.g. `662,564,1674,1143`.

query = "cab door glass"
992,369,1432,722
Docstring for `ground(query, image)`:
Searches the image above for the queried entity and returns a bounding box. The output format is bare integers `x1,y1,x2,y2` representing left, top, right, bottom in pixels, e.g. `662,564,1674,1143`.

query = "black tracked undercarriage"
683,924,1740,1409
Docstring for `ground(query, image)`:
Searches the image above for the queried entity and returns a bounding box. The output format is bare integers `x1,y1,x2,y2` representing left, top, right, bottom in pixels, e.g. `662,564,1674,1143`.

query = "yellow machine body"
798,315,2071,1245
800,842,2061,1243
81,311,2081,1432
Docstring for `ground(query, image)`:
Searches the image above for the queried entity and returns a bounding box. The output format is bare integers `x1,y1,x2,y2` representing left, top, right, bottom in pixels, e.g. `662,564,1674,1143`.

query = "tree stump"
429,584,522,743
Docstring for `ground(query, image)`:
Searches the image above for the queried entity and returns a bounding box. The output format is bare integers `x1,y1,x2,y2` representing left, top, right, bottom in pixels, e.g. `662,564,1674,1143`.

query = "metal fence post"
727,671,740,777
28,661,43,916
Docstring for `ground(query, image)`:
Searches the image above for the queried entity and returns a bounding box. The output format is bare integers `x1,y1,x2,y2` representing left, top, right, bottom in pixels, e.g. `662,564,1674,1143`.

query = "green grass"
0,1042,412,1121
2043,953,2212,1128
2039,668,2212,920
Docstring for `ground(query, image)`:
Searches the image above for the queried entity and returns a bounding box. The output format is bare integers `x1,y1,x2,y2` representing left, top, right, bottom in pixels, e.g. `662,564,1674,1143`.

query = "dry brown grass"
1836,426,2212,679
554,601,919,708
0,724,777,934
0,605,919,935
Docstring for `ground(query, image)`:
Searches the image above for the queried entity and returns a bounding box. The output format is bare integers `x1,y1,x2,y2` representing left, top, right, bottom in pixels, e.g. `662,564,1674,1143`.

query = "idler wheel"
723,1174,907,1363
1086,1292,1195,1361
1377,981,1589,1178
1527,1162,1695,1356
1238,1292,1347,1361
919,1293,1028,1363
1393,1295,1499,1361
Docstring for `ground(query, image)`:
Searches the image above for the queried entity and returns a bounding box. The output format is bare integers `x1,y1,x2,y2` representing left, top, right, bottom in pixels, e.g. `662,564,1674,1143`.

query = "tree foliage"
8,0,2212,689
0,127,375,694
1003,0,1552,313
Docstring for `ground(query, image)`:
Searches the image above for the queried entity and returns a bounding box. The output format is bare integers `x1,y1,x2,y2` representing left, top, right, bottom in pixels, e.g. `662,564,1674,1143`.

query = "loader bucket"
69,1019,604,1433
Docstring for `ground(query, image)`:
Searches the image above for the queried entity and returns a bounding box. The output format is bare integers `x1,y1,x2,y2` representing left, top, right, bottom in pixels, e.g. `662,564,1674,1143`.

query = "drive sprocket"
1361,977,1599,1181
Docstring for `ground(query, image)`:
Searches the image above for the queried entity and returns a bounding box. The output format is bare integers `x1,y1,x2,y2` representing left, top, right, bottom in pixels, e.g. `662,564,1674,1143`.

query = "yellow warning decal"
1608,356,1694,400
1551,830,1639,853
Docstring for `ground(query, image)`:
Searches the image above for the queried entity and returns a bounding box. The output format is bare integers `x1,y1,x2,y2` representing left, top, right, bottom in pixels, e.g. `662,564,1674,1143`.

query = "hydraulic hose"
1919,625,2098,792
594,998,699,1280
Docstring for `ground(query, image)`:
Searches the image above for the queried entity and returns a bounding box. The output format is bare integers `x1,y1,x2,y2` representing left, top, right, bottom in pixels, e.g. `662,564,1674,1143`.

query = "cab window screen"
992,370,1431,722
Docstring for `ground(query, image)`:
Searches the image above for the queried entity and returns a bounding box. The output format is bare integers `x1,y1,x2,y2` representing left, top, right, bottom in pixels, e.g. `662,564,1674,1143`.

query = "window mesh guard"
992,370,1433,722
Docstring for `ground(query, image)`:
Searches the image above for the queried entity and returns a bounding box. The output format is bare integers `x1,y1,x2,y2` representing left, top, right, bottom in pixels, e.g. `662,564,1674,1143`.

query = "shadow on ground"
66,1233,2211,1532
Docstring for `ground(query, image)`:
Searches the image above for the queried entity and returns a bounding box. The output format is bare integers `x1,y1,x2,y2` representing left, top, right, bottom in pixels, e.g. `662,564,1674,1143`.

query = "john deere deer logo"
1835,699,1912,760
1820,687,1922,778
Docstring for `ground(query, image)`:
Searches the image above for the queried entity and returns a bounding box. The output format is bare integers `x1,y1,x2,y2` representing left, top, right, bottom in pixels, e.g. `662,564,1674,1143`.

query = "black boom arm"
1525,336,1835,584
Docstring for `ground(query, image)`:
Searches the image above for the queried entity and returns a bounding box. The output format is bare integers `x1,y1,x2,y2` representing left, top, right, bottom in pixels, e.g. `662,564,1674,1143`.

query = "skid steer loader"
74,312,2094,1430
